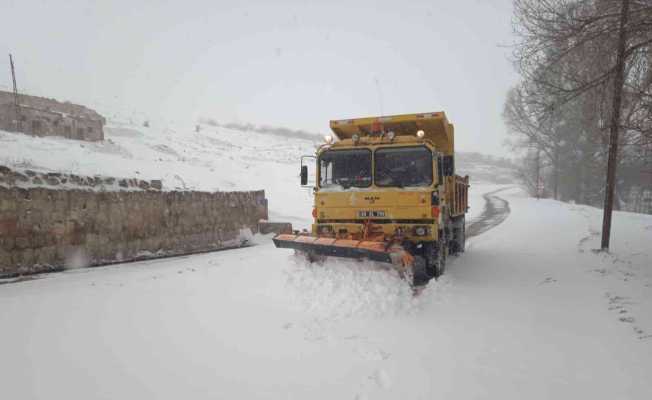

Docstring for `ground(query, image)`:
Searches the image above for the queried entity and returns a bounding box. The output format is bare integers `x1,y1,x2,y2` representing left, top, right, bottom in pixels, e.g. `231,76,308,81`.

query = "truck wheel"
459,218,466,253
450,216,466,255
425,241,446,279
298,250,326,264
412,256,430,287
436,239,446,278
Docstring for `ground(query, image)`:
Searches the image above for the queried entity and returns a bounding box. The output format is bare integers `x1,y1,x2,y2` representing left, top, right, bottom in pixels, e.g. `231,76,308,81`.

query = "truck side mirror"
300,165,308,186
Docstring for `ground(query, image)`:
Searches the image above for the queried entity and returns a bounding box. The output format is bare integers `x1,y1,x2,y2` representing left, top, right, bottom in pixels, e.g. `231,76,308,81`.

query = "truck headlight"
414,226,428,236
318,225,332,235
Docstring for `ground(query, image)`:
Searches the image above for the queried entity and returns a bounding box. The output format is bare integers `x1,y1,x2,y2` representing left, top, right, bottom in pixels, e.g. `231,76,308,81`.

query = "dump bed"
330,111,455,156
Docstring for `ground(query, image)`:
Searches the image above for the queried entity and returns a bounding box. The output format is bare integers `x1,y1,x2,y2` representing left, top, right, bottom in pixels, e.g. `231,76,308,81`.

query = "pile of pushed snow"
283,254,448,320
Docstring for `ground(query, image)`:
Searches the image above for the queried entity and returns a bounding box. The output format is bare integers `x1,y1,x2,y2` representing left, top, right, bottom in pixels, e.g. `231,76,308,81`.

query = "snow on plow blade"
272,234,413,267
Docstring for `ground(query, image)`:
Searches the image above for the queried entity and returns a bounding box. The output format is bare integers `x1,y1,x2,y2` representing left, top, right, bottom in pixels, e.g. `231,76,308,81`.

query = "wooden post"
601,0,630,251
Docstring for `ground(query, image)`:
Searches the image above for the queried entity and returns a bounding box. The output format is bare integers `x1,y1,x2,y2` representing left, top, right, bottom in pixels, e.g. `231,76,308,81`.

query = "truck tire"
459,218,466,253
425,240,445,279
298,250,326,264
412,255,430,287
450,216,466,255
435,239,446,278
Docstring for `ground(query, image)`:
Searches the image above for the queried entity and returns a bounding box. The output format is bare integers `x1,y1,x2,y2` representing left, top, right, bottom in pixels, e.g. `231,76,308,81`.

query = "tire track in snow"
466,187,513,239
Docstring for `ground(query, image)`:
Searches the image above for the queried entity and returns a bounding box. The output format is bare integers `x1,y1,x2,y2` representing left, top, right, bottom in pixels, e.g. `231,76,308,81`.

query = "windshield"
375,146,433,187
319,149,372,188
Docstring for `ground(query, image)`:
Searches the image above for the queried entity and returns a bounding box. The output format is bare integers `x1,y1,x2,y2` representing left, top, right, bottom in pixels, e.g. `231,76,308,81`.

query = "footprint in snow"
605,293,650,338
369,369,392,389
356,347,391,362
538,277,557,285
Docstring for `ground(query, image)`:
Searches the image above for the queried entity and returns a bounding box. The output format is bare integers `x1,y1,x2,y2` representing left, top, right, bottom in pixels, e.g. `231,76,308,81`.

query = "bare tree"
509,0,652,250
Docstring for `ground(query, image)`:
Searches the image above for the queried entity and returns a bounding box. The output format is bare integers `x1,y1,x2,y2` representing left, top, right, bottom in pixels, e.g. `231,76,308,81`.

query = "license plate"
358,210,386,218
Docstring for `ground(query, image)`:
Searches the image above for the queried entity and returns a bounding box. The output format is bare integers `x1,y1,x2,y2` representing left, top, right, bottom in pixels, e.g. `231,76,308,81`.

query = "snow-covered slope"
0,121,319,192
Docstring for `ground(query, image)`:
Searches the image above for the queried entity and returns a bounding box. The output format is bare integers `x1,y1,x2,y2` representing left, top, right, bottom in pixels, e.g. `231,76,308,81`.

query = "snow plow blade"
272,234,413,267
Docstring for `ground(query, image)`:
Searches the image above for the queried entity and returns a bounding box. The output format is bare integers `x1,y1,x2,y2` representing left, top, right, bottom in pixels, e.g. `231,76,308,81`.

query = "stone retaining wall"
0,187,268,277
0,165,162,191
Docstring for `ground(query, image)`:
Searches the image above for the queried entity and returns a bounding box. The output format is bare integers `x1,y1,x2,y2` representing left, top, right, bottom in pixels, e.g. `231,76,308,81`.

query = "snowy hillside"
0,121,318,192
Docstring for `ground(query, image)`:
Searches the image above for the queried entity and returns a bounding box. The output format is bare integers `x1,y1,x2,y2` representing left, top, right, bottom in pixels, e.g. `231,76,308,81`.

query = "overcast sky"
1,0,518,156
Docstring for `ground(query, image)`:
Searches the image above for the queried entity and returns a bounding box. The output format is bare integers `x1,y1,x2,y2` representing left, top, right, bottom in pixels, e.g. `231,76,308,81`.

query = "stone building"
0,90,105,141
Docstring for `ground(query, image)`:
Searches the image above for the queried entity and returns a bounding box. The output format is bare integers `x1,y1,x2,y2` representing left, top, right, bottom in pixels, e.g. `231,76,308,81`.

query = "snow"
0,121,316,193
1,122,651,399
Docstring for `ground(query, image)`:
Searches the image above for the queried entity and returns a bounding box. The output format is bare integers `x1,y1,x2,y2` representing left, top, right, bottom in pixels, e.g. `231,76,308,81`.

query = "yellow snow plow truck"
273,111,469,286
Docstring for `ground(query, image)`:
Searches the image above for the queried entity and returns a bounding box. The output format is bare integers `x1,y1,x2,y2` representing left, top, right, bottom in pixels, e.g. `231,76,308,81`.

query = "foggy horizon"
1,0,518,156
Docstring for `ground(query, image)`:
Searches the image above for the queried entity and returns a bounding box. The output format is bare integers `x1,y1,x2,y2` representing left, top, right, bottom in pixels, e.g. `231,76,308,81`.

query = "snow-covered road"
466,187,512,238
2,184,651,399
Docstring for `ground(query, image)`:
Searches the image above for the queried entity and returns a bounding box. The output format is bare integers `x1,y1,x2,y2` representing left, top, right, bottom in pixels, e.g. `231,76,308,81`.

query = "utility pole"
601,0,630,251
9,54,21,132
